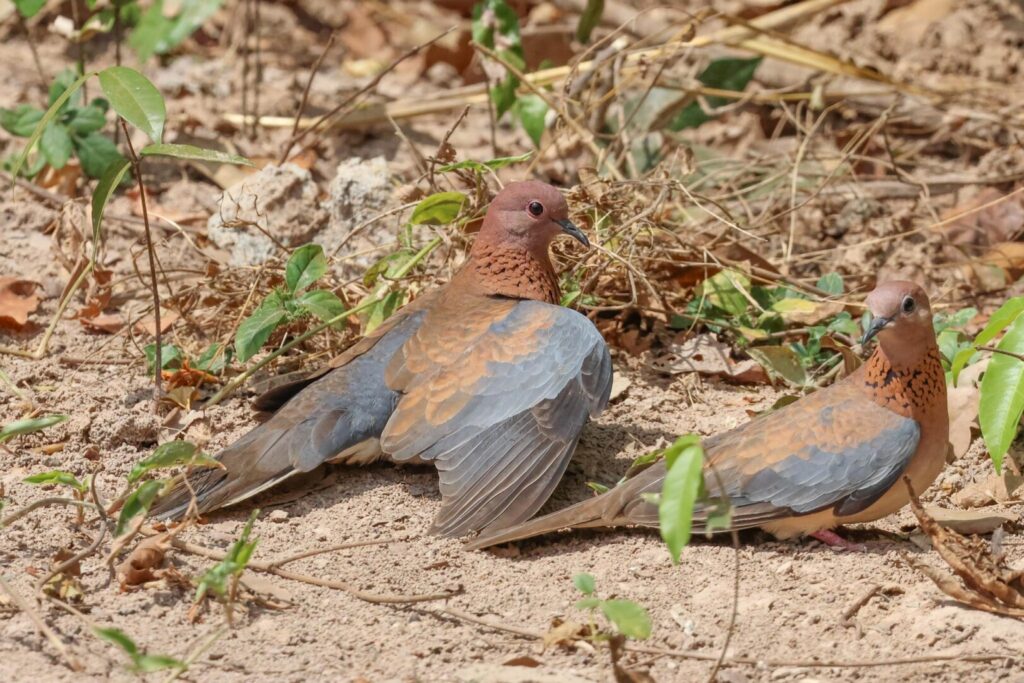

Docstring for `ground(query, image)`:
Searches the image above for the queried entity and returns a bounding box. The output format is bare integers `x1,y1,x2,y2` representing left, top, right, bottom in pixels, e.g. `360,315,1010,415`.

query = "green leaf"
576,0,604,43
575,597,601,610
658,435,704,564
435,151,533,174
0,105,44,137
235,291,289,362
68,105,108,134
134,654,187,674
39,122,73,168
573,572,596,595
49,69,84,110
139,142,253,166
409,191,467,226
363,249,415,288
771,298,817,315
601,599,652,640
96,627,185,674
670,57,762,131
816,272,844,296
514,94,548,147
130,1,172,62
164,0,223,50
14,0,47,18
297,289,346,323
115,480,165,536
195,510,259,602
11,70,92,180
95,627,140,657
195,343,230,374
91,156,132,248
285,244,327,294
979,312,1024,473
953,297,1024,383
128,440,222,484
98,66,166,143
0,414,68,444
697,270,750,316
364,290,404,334
746,345,808,387
75,132,125,179
24,470,87,493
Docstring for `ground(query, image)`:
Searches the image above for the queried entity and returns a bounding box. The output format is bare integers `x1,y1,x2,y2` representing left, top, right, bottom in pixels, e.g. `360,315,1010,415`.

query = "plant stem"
120,119,162,409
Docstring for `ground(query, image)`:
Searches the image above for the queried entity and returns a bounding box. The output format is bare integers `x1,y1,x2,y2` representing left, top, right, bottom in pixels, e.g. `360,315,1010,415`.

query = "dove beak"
556,218,589,248
862,316,891,346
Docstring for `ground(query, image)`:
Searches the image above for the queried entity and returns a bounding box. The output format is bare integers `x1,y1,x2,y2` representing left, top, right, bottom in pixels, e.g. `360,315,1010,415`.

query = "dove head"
862,281,936,357
474,181,588,255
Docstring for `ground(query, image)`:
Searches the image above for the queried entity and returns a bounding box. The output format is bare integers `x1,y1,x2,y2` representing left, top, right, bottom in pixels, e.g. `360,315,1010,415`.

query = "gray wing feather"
385,302,612,536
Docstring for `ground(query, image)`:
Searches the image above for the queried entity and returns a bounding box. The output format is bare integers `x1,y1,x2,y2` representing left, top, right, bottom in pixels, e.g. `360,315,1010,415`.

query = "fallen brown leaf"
652,333,768,384
923,506,1018,535
134,309,180,336
116,534,169,590
79,312,125,334
0,278,41,329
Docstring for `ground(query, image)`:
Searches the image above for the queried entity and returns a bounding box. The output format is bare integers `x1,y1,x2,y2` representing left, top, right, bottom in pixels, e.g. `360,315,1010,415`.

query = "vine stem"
120,119,162,410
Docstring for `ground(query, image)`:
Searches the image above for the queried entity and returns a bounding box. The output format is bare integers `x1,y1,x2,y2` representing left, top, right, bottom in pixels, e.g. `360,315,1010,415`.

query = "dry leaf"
922,506,1018,535
652,333,768,384
903,479,1024,617
80,312,125,334
542,618,588,649
116,534,169,590
0,278,41,329
946,384,979,459
955,471,1024,508
503,656,542,668
134,309,180,336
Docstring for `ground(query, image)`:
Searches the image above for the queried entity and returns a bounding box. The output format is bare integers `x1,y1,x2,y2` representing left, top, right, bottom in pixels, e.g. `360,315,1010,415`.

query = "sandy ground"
2,0,1024,681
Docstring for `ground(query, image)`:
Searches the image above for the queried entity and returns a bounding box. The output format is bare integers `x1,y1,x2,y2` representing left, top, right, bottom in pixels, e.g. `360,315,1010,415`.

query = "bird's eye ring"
902,296,916,314
527,201,544,217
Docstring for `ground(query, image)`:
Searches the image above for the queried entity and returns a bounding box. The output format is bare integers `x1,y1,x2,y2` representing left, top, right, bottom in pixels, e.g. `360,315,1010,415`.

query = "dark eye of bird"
527,201,544,217
902,296,915,314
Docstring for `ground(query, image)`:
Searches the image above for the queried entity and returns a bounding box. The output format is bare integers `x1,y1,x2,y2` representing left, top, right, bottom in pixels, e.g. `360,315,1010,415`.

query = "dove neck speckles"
860,342,945,421
460,242,561,304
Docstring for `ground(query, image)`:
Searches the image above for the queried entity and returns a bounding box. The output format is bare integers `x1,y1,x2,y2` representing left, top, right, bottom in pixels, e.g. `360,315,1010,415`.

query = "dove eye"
902,296,916,314
527,201,544,217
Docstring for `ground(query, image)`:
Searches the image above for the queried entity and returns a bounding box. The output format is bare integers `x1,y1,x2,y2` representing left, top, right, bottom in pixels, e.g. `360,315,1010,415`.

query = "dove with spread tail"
152,181,613,537
468,281,948,550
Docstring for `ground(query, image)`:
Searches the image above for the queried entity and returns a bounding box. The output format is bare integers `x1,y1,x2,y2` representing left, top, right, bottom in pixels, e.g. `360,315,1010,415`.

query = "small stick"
278,32,336,164
120,119,162,408
284,27,456,157
15,12,48,94
167,537,457,605
264,537,413,570
841,583,881,624
1,497,100,528
0,575,82,671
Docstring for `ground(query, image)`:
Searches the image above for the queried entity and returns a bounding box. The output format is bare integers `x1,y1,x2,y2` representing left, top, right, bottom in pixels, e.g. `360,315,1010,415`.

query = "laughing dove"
152,181,613,537
468,281,948,550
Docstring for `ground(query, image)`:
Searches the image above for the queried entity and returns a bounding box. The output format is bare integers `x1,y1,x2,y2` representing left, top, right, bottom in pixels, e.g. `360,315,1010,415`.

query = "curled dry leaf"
955,470,1024,508
903,478,1024,618
116,533,170,590
0,277,41,329
652,333,768,384
542,618,589,650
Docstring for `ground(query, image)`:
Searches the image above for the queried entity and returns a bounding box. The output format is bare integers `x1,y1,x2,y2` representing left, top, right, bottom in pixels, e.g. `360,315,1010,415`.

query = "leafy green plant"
573,573,652,641
193,510,259,624
130,0,225,61
13,0,221,63
676,270,858,386
670,57,763,130
359,190,473,332
472,0,549,146
234,244,347,362
0,414,68,444
127,440,221,485
144,341,231,376
24,470,88,494
96,627,186,674
1,70,123,179
658,435,705,563
942,296,1024,473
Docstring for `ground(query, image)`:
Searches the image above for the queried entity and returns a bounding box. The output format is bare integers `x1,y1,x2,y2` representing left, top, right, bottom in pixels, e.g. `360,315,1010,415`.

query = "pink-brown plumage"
152,181,612,537
468,281,949,550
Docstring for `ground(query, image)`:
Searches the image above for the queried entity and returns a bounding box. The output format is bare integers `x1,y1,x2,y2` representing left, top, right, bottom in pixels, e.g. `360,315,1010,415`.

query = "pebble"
269,509,289,523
